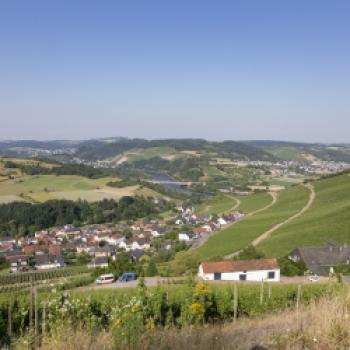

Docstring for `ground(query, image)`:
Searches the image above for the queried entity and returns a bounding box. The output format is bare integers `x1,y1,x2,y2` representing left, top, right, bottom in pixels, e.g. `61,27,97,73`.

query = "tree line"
0,196,168,237
4,160,109,179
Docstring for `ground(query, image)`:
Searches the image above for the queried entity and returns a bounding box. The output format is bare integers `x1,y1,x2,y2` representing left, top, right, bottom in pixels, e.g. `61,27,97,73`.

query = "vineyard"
0,266,89,286
0,279,345,348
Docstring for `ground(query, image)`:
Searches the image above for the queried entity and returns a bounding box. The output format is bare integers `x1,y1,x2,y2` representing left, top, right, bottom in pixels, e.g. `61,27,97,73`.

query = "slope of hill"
257,173,350,257
196,185,310,260
245,140,350,162
75,139,276,162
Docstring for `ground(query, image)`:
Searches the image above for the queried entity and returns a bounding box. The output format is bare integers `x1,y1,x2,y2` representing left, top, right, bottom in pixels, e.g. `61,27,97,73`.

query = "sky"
0,0,349,143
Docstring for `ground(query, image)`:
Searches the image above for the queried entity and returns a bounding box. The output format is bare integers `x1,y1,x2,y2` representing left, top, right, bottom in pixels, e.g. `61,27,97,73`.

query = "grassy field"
235,192,273,213
195,194,238,215
258,173,350,257
0,174,147,203
196,185,310,260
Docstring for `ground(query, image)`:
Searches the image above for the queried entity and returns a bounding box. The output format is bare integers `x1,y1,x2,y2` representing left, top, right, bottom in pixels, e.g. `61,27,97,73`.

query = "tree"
146,259,158,277
0,256,9,271
234,245,265,260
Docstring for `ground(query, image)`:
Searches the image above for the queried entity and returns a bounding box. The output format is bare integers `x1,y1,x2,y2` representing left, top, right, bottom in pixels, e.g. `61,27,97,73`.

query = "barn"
198,259,280,282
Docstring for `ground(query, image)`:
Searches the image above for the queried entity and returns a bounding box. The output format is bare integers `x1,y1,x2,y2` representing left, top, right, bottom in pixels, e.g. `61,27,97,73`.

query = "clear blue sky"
0,0,349,142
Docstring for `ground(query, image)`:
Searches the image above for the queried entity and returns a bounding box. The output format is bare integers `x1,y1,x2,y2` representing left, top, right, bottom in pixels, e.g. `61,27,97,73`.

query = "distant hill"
75,139,276,162
244,140,350,162
1,138,349,162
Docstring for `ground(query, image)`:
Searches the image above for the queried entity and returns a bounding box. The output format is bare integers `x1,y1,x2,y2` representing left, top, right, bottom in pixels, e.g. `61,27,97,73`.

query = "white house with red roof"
198,259,280,282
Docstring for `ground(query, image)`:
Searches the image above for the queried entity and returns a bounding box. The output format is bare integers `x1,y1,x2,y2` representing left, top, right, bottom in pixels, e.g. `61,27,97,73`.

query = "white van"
95,274,115,284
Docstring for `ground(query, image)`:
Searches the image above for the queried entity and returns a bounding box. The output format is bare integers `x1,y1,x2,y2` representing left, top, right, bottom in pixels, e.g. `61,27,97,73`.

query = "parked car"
308,275,319,282
95,274,115,284
118,272,137,282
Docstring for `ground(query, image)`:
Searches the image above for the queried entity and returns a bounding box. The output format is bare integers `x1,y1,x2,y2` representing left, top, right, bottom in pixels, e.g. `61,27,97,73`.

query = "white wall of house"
198,265,280,282
178,233,190,242
36,263,63,270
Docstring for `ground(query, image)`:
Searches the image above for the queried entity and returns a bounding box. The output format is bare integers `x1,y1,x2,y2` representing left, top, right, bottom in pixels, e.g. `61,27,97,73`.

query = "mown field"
0,174,146,203
196,185,310,259
258,174,350,257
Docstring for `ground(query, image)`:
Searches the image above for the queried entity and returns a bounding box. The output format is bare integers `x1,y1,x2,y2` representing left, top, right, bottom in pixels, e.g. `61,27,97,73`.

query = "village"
0,204,244,274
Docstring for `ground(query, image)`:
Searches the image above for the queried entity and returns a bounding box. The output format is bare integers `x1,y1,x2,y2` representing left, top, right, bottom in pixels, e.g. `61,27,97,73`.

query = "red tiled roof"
201,259,279,273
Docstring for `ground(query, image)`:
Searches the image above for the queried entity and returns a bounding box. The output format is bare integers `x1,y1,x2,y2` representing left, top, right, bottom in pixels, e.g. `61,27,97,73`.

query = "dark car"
118,272,137,282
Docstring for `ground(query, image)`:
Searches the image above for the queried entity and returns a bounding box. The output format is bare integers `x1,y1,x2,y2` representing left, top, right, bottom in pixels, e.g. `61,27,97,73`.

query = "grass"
0,194,26,204
196,185,310,259
235,192,273,213
266,147,306,161
0,174,142,203
195,194,238,216
258,173,350,258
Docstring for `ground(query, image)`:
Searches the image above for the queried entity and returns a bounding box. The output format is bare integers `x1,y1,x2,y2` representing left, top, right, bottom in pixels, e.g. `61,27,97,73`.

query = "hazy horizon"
1,1,349,143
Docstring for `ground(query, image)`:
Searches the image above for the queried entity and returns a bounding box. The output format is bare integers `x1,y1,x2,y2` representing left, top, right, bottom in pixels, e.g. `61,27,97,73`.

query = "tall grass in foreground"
13,287,350,350
4,279,345,350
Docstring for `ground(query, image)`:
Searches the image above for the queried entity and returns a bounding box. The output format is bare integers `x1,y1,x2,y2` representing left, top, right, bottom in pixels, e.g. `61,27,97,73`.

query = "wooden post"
233,284,238,322
268,284,272,300
260,281,264,305
8,299,12,338
34,287,39,349
296,285,302,310
29,276,33,330
42,302,46,338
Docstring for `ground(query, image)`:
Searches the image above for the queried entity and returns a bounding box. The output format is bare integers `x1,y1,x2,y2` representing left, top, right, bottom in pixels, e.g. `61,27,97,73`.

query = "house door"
214,272,221,280
239,274,247,281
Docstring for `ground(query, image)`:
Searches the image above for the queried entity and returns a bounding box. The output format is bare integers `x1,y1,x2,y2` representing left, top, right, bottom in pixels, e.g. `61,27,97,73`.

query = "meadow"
0,174,150,203
258,173,350,257
196,185,310,259
195,194,239,216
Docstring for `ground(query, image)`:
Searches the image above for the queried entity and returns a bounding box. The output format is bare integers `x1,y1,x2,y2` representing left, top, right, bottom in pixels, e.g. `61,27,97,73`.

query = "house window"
268,271,275,279
239,274,246,281
214,272,221,280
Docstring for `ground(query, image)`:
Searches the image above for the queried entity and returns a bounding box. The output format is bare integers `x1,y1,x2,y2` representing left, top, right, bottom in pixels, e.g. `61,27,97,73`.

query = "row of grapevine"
0,280,344,348
0,266,89,286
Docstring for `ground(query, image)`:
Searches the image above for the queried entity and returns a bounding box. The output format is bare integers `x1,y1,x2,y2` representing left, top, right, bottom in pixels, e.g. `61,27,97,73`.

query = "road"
75,277,180,291
75,274,331,292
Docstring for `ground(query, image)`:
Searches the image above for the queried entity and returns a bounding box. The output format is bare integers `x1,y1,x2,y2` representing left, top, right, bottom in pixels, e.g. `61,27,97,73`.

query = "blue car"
118,272,137,282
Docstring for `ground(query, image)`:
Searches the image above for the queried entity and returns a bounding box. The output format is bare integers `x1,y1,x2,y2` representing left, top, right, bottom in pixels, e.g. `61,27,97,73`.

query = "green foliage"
0,196,164,236
0,256,9,271
0,280,343,347
278,257,307,276
169,251,200,276
234,245,265,260
146,260,158,277
107,256,137,278
107,179,138,188
8,161,108,179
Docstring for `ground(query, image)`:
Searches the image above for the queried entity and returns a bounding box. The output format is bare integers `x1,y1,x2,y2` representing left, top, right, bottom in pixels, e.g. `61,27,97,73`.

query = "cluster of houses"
0,204,244,273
